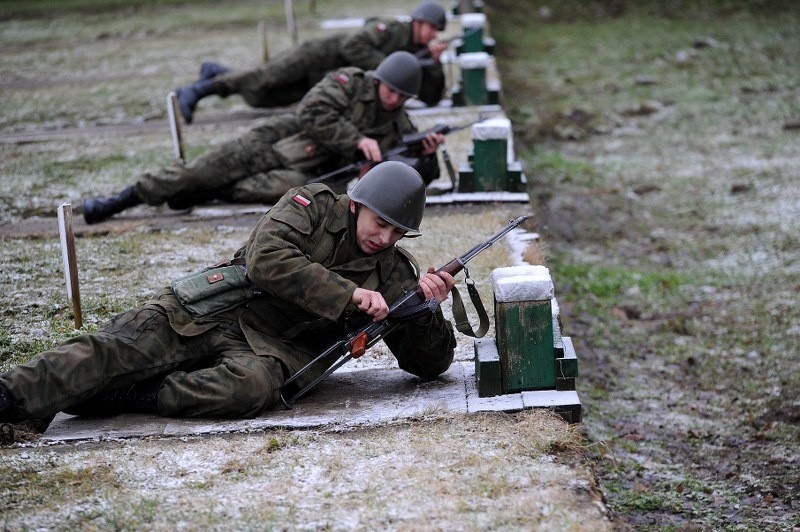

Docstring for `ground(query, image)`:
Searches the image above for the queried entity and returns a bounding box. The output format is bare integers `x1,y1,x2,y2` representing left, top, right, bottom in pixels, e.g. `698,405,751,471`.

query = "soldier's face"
350,202,406,254
378,83,410,111
412,20,438,46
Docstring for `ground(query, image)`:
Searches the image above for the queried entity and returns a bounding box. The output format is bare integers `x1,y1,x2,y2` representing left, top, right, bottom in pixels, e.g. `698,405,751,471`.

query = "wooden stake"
284,0,298,46
259,20,270,62
57,203,83,330
167,91,185,162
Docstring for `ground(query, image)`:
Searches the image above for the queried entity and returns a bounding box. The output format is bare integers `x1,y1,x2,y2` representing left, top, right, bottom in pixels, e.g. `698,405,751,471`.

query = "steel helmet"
349,161,426,235
412,1,447,31
373,51,422,98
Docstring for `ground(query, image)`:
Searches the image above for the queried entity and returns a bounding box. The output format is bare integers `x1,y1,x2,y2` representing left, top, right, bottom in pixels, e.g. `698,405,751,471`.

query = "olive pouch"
171,264,254,318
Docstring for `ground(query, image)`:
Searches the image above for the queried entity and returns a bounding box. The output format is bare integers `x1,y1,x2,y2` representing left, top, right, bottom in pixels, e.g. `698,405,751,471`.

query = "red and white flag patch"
336,73,350,84
292,194,311,207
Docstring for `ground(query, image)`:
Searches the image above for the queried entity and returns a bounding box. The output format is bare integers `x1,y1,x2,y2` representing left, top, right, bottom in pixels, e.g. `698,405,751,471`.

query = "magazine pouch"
171,264,255,318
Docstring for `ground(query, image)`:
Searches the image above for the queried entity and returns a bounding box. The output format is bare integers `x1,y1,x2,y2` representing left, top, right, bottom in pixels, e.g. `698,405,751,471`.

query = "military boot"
199,61,230,81
81,185,143,225
174,78,218,124
0,382,17,423
64,378,163,417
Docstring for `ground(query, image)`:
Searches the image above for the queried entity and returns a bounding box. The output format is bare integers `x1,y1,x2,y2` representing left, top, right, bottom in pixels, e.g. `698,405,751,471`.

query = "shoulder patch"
292,194,311,207
336,73,350,84
376,22,386,32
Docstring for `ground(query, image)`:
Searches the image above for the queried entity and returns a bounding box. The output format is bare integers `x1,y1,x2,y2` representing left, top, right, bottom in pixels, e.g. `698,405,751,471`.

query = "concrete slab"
41,361,581,443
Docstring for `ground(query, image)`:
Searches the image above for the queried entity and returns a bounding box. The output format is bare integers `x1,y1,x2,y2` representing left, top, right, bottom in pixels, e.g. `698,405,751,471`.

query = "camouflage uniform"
137,68,440,207
214,18,445,108
0,184,456,420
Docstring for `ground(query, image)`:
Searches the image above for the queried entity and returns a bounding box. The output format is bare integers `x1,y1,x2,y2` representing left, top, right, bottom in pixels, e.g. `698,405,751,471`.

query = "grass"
0,412,596,530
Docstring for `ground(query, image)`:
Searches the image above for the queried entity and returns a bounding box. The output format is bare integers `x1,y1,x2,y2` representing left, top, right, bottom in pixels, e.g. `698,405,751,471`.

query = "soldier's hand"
421,132,445,155
357,137,382,162
352,287,390,321
419,267,455,303
428,41,448,62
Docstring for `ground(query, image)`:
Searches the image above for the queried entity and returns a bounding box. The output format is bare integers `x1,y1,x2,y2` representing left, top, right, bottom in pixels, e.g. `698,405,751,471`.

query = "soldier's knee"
227,356,284,416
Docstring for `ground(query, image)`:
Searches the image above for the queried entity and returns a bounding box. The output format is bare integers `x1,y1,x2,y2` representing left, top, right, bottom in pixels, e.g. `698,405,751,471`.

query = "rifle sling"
450,279,489,338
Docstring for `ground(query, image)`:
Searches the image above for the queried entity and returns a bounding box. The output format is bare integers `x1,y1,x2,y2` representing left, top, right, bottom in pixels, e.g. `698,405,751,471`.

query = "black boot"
175,78,217,124
199,61,230,81
64,378,163,417
81,185,143,225
0,382,17,423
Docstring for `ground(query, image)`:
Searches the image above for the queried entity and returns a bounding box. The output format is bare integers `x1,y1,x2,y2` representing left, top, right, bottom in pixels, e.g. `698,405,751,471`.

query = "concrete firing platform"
41,361,581,443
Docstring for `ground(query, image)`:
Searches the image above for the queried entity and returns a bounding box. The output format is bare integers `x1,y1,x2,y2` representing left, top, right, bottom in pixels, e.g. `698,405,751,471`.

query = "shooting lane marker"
57,203,83,329
284,0,298,46
259,20,270,62
167,91,185,162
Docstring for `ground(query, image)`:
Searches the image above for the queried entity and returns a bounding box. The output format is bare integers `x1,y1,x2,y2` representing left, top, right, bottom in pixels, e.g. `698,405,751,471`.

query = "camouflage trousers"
135,114,310,207
0,305,285,420
214,41,343,108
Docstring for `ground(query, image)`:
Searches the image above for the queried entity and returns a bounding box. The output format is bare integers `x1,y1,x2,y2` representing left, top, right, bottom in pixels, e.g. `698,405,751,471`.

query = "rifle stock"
279,215,529,407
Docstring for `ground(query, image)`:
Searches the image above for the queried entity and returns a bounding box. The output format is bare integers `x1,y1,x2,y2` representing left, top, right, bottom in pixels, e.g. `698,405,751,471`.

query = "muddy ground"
488,0,799,529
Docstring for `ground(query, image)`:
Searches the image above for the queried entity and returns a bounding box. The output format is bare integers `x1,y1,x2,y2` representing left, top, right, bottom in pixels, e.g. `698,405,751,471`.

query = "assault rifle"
279,215,530,408
307,117,487,188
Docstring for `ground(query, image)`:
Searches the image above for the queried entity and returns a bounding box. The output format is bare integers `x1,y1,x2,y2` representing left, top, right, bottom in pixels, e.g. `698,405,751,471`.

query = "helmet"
412,1,447,31
373,51,421,98
349,161,426,235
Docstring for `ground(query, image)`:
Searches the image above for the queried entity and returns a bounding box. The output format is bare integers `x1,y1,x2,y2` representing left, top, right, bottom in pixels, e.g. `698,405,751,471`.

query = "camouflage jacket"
294,68,441,183
340,17,444,106
157,184,455,386
297,18,445,106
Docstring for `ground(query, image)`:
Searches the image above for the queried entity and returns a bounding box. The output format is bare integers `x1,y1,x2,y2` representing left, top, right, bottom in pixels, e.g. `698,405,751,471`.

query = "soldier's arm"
381,259,457,380
339,19,407,70
296,69,367,158
244,186,356,321
397,113,442,184
418,64,446,106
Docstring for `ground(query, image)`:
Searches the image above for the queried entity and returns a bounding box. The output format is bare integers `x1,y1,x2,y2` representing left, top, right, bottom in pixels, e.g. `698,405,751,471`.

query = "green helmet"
373,51,421,98
349,161,426,235
412,1,447,31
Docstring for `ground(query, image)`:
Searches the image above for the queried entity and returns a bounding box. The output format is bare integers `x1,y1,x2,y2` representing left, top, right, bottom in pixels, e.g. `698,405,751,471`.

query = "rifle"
279,214,530,408
307,117,486,187
415,26,482,60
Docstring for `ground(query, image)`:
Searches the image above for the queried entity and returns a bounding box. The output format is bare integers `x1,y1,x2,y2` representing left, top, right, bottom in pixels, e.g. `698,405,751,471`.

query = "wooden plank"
557,336,579,378
57,203,83,329
496,299,555,392
474,338,502,397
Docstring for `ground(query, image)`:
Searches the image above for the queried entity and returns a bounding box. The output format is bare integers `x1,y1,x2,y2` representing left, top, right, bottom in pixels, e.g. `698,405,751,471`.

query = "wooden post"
284,0,298,46
459,13,486,54
259,20,270,62
166,91,185,162
471,117,510,191
57,203,83,329
457,51,490,106
490,265,555,393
